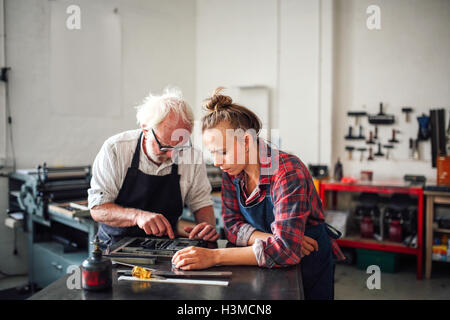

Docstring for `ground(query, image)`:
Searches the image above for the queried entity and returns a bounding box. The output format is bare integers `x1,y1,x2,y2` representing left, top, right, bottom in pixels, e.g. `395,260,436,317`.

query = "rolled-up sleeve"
87,142,122,209
184,163,214,213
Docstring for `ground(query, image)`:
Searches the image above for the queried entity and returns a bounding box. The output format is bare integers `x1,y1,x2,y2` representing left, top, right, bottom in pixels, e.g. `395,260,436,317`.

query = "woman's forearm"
247,230,272,245
215,246,258,266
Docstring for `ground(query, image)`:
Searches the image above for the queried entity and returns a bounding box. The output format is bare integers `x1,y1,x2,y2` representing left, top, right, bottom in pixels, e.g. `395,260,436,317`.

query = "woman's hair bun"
203,87,233,112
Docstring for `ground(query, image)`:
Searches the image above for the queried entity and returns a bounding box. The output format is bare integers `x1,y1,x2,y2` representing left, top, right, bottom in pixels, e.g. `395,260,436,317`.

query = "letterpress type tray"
104,236,208,261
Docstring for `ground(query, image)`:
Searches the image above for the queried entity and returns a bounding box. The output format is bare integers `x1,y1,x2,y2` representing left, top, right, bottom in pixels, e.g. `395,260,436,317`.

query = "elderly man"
88,88,218,246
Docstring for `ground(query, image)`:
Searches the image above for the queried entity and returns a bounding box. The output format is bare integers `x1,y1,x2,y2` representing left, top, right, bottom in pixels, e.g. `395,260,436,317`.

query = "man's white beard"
144,139,170,164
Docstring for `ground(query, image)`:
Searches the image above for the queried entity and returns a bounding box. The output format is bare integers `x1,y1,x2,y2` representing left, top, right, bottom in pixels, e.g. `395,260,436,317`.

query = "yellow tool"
131,266,153,279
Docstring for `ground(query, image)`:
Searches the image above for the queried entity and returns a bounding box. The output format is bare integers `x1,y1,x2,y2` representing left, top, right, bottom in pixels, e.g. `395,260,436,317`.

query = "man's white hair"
135,87,194,130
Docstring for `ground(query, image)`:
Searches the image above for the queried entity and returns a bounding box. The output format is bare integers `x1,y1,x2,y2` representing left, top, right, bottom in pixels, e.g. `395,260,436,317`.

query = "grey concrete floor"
335,257,450,300
0,275,28,291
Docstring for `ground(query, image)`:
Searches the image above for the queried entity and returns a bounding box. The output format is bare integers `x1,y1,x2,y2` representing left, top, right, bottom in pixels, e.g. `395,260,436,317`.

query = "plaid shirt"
221,141,345,267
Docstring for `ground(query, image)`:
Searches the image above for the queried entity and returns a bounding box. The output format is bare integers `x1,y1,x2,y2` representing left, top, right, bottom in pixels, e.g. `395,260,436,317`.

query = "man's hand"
135,211,175,239
183,222,220,242
301,235,319,257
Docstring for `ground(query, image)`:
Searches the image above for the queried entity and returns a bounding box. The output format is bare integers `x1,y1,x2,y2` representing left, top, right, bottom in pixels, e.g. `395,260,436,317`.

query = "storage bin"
356,248,398,273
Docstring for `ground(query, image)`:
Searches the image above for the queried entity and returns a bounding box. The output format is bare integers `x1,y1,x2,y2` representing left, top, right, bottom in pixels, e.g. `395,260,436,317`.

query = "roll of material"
430,109,446,168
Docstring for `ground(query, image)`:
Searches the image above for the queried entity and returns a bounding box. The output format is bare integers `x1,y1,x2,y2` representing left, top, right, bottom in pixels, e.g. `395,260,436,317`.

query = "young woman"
172,88,345,300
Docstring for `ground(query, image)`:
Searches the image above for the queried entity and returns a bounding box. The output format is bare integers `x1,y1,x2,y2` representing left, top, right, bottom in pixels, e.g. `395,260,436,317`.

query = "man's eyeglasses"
151,128,192,152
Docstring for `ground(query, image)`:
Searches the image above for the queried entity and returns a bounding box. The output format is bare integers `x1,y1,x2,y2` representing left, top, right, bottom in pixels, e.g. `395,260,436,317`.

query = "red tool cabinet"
319,181,424,279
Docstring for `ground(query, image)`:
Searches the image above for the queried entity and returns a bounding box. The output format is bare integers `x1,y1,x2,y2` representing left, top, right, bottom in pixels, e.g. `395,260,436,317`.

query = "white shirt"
88,129,213,213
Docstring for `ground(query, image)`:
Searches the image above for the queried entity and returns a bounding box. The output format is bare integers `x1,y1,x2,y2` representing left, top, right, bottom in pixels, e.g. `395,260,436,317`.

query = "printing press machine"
7,164,97,290
7,162,225,291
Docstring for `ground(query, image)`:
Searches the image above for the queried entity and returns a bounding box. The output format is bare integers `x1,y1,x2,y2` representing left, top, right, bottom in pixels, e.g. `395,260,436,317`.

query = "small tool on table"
115,262,232,286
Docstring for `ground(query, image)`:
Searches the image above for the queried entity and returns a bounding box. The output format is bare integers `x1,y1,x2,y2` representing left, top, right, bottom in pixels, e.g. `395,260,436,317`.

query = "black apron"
97,132,183,246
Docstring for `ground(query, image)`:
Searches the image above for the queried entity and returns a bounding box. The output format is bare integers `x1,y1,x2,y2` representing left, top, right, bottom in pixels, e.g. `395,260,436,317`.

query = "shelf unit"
424,190,450,279
319,180,423,280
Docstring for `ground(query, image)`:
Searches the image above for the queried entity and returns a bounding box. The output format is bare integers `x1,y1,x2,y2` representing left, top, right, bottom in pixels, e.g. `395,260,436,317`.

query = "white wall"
333,0,450,181
195,0,278,120
195,0,333,166
0,0,196,276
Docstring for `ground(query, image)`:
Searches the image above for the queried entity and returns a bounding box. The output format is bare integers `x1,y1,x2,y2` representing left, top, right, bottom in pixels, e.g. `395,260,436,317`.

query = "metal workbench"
29,239,304,300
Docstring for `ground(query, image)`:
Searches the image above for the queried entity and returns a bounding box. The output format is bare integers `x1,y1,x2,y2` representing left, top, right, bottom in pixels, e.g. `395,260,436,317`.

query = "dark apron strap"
171,163,178,175
131,132,143,169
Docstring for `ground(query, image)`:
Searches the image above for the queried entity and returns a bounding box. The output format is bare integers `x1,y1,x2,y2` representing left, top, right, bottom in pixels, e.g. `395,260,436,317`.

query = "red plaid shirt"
221,141,345,267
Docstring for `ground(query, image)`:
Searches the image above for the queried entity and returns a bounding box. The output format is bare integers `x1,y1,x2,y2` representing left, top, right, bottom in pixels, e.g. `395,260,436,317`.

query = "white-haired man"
88,89,219,246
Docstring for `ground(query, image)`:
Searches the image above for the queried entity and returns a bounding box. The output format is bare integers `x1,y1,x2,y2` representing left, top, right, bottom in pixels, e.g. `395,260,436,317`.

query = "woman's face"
203,121,250,176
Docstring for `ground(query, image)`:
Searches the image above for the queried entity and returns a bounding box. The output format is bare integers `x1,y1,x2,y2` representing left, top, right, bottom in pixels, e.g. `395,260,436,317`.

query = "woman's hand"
184,222,220,242
172,246,218,270
301,235,319,257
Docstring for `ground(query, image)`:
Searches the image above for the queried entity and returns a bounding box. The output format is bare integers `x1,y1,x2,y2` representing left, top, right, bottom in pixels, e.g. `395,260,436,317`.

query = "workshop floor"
1,259,449,300
0,275,30,300
335,257,450,300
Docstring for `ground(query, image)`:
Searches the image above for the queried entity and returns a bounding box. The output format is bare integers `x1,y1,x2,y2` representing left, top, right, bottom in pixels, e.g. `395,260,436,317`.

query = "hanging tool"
417,113,431,141
409,138,416,160
383,145,394,159
347,111,367,126
357,125,365,140
334,158,343,182
413,139,420,160
388,129,400,143
401,107,413,122
368,102,395,125
374,143,385,157
357,147,367,162
368,147,374,161
345,126,359,140
374,126,379,140
345,146,355,160
366,131,376,145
